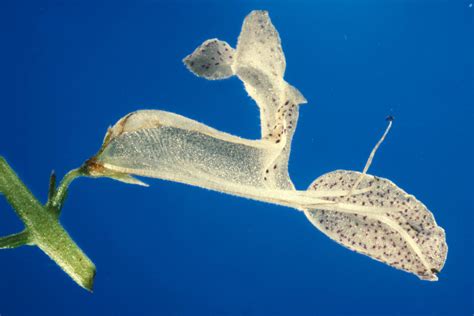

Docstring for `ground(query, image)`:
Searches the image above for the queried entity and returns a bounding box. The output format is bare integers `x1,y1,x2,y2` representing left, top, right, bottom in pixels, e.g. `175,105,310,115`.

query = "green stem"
0,156,95,291
0,230,31,249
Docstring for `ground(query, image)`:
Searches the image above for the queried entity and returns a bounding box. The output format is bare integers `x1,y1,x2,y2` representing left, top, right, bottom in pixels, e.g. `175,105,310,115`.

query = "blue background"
0,1,472,315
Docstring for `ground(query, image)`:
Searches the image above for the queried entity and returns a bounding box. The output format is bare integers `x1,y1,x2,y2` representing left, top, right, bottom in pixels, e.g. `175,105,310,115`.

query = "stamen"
347,116,394,197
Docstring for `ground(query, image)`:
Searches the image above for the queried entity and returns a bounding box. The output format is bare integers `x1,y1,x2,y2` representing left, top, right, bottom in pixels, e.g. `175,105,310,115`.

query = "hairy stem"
0,230,31,249
0,156,95,291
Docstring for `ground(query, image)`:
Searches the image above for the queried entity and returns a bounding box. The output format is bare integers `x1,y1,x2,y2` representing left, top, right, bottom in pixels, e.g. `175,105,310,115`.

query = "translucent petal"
183,39,235,80
305,170,448,280
235,10,286,79
95,110,279,190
